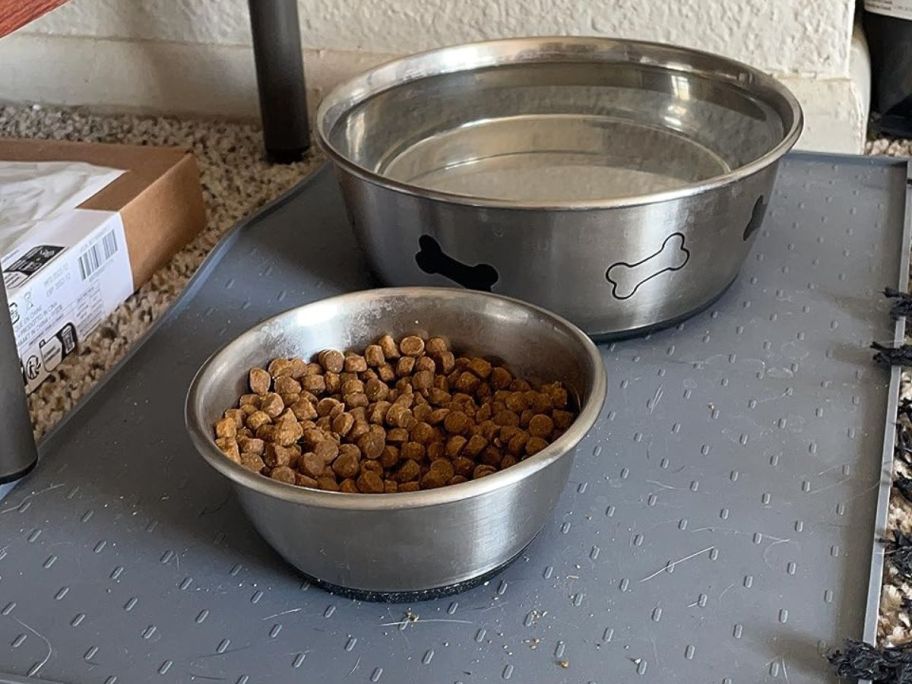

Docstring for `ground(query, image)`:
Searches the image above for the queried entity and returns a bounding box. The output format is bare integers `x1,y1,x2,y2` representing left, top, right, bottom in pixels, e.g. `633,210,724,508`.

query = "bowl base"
298,545,529,603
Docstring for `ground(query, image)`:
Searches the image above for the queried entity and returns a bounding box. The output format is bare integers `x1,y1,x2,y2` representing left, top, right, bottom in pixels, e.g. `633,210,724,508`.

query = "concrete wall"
0,0,868,152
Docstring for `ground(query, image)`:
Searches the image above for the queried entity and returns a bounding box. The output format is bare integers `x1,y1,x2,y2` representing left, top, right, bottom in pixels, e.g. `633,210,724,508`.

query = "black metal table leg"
248,0,310,163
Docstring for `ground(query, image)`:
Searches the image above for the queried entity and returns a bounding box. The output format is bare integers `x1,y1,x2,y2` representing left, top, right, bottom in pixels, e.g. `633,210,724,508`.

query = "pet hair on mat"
885,287,912,320
898,475,912,505
827,639,912,683
883,531,912,578
872,341,912,367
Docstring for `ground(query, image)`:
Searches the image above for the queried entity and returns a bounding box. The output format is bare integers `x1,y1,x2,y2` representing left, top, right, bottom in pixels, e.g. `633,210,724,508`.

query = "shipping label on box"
3,209,133,393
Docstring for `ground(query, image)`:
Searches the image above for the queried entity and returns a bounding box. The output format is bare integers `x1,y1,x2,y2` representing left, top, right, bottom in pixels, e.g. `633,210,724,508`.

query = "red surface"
0,0,68,38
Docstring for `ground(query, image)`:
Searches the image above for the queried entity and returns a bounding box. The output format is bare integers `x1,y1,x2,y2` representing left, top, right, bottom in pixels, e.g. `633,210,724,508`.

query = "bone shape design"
606,233,690,300
415,235,499,292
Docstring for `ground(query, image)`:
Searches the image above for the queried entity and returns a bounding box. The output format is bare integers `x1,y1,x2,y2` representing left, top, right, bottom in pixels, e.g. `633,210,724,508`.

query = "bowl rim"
315,35,804,211
185,287,607,510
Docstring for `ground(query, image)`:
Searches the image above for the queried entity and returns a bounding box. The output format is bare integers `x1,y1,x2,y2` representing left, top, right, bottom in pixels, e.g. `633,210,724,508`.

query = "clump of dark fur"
827,639,912,683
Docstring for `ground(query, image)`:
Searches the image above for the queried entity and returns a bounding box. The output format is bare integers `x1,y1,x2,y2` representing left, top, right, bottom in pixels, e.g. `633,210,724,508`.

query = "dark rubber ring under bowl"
299,545,529,603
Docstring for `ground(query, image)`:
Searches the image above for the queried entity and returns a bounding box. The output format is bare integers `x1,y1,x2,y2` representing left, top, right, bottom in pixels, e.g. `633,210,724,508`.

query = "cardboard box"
0,138,206,392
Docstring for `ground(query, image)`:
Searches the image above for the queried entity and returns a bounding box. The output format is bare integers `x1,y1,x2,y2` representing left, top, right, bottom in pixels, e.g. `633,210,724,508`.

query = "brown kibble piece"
528,414,555,438
508,431,529,456
426,337,448,354
260,392,284,418
396,459,421,482
314,439,340,463
399,481,420,492
452,456,475,477
348,420,370,442
290,398,318,421
246,410,271,431
473,464,497,479
410,421,435,444
546,383,569,408
344,392,370,409
399,335,425,357
301,374,326,394
341,378,365,395
318,349,345,373
332,449,361,478
343,354,368,373
357,428,386,459
444,410,470,434
216,437,241,463
500,454,517,469
491,366,512,389
300,452,325,477
464,434,488,457
378,363,396,383
270,466,297,484
265,443,299,468
340,478,359,493
268,358,295,378
387,427,409,443
505,392,528,412
357,470,384,493
429,458,455,481
317,476,340,491
324,372,341,394
377,334,400,359
396,356,416,378
274,422,303,447
493,410,520,427
427,441,445,460
446,435,467,458
386,404,412,428
215,417,237,439
224,408,245,429
412,370,435,391
249,368,271,394
384,479,398,493
435,351,456,374
525,436,549,455
332,412,355,437
552,409,575,429
369,401,391,425
361,459,383,474
295,474,319,488
380,445,400,469
420,469,448,489
365,378,389,402
289,358,308,378
237,437,265,455
364,344,385,367
274,376,302,396
480,446,503,467
413,403,432,423
453,371,479,394
429,408,450,425
401,442,426,461
239,393,259,407
415,355,436,373
316,397,341,417
520,409,535,428
467,357,492,379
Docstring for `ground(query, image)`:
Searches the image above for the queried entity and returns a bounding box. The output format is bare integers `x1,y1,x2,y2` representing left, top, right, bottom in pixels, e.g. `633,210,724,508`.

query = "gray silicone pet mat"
0,153,907,684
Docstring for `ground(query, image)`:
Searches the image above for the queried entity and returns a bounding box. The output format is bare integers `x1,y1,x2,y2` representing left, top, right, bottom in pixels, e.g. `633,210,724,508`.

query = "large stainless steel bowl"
185,288,606,598
316,37,803,337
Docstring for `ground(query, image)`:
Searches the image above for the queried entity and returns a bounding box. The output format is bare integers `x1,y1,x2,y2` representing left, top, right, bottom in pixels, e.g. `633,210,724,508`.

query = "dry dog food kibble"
213,335,578,493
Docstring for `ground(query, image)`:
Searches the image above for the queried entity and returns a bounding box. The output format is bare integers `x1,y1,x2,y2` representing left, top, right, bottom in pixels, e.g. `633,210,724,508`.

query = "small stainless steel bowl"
316,36,803,337
185,288,606,598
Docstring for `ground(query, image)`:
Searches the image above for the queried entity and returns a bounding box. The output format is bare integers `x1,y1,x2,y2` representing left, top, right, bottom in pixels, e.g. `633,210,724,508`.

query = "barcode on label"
78,230,119,280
